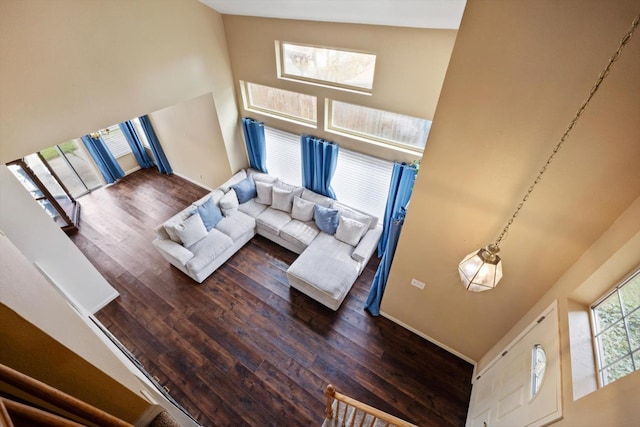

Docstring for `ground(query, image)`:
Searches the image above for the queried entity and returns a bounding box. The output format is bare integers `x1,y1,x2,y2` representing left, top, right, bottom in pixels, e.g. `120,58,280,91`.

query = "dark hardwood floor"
71,168,473,427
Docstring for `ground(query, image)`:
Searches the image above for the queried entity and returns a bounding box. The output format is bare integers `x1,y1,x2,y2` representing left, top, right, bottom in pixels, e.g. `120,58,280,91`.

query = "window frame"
590,267,640,387
276,41,376,95
240,80,318,128
325,99,431,155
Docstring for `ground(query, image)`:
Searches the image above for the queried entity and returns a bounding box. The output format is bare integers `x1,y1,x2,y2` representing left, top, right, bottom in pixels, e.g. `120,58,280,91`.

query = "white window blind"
332,147,393,222
101,125,132,159
263,126,392,221
264,126,301,186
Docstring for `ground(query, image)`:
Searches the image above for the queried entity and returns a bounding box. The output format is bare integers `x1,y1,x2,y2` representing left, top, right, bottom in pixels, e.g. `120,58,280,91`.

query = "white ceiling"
199,0,466,29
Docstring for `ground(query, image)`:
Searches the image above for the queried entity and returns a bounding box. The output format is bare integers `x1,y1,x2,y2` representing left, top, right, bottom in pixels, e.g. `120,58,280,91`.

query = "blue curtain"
139,115,173,174
242,117,268,173
364,162,417,316
80,135,125,184
119,121,154,169
364,209,406,316
377,162,417,257
300,135,339,199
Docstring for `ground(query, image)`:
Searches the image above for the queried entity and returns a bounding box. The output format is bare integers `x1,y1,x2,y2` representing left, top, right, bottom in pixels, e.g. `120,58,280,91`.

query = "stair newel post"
325,384,336,419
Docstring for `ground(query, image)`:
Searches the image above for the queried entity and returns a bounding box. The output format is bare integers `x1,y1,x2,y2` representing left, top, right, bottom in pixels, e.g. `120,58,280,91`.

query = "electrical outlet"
410,278,425,289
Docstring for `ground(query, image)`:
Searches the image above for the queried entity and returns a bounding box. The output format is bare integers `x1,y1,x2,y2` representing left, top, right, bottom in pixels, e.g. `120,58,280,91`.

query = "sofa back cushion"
220,169,247,193
333,202,378,230
247,168,278,184
301,189,334,208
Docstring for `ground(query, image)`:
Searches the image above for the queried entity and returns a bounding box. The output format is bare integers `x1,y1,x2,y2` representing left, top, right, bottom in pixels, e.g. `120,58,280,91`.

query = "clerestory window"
277,42,376,93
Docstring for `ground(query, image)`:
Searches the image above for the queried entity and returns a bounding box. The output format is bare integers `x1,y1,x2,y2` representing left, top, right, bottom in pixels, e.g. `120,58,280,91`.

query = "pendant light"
459,14,639,292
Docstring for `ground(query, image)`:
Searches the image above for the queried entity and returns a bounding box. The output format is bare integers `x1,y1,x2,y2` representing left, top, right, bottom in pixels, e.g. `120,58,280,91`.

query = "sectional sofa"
152,169,382,310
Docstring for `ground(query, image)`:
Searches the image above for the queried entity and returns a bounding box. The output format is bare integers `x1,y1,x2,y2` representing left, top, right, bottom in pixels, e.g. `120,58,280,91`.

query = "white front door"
466,302,562,427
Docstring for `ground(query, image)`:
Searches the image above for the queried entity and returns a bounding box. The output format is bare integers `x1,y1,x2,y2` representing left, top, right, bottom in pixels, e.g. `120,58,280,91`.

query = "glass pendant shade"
458,244,503,292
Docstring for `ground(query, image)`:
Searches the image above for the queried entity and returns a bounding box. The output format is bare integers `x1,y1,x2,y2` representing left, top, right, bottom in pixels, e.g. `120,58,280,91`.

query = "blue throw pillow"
197,196,223,231
231,175,257,204
314,205,339,235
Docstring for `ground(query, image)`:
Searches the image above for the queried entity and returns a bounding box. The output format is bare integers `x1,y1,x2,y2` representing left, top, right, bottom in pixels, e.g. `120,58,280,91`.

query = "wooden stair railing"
0,363,133,427
324,384,418,427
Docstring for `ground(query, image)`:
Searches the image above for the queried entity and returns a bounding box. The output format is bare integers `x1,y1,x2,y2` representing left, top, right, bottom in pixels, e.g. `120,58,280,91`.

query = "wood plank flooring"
71,168,473,426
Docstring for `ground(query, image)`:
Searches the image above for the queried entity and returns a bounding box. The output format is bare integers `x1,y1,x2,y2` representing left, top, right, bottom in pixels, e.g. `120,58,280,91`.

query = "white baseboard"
173,171,214,192
380,311,477,366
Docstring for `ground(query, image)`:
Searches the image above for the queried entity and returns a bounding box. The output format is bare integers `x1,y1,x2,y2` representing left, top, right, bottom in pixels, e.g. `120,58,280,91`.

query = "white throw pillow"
335,215,368,247
271,186,295,212
219,189,239,217
173,213,208,247
255,181,273,205
291,196,314,222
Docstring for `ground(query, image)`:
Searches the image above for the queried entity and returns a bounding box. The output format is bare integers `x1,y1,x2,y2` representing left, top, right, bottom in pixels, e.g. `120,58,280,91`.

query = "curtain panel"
300,135,339,199
365,162,417,316
242,117,268,173
80,135,125,184
119,121,154,169
139,115,173,174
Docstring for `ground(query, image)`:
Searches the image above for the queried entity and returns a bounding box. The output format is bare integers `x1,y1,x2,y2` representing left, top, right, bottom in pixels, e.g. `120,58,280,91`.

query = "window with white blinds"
100,125,132,158
332,147,393,222
264,126,302,186
263,126,393,221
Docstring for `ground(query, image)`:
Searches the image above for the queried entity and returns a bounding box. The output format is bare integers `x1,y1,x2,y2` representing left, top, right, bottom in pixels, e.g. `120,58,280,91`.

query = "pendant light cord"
493,14,640,247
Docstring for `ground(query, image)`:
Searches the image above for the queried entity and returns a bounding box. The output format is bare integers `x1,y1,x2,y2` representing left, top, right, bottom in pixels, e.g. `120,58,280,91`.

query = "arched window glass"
531,344,547,399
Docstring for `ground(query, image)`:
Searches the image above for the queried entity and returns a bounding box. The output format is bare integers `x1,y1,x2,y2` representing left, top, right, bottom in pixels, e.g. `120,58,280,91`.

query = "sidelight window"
591,268,640,386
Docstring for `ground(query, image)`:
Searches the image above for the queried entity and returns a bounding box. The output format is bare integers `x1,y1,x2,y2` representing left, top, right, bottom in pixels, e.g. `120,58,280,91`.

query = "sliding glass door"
40,140,102,198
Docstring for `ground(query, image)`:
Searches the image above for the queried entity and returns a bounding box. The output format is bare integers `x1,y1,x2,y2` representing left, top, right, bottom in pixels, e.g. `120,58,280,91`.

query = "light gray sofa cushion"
287,232,359,310
238,199,269,218
333,202,378,230
256,207,292,236
280,220,320,248
247,168,278,184
186,229,234,275
301,188,334,207
219,170,247,193
215,211,256,241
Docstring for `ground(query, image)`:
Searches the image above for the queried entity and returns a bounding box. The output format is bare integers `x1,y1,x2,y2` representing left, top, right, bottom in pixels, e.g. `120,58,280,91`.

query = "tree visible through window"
279,42,376,92
592,268,640,386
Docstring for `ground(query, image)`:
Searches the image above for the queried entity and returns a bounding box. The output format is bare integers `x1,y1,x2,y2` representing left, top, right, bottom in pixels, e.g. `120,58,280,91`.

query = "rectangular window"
99,125,132,159
591,268,640,386
327,100,432,153
241,81,317,126
264,126,302,187
332,147,393,221
278,42,376,93
263,126,392,220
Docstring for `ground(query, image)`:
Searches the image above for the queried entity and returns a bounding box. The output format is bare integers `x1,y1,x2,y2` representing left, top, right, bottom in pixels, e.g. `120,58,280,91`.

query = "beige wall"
380,0,640,362
149,93,235,189
223,15,458,163
477,197,640,425
0,0,243,175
